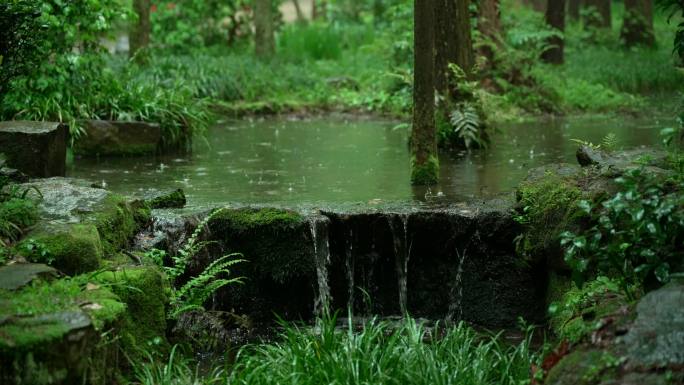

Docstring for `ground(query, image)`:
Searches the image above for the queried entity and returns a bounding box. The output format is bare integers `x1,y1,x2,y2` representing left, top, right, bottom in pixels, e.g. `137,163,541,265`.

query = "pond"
67,111,674,206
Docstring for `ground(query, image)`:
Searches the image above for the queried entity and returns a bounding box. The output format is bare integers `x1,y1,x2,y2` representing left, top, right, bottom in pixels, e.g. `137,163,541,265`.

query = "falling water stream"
391,214,411,315
309,217,332,317
447,248,468,322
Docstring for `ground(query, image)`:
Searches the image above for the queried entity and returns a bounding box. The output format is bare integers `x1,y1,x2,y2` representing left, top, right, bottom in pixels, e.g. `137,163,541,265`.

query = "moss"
20,223,103,276
88,194,149,257
148,189,186,209
546,350,621,385
0,277,127,385
211,207,303,232
95,267,169,356
516,171,585,260
411,155,440,185
0,277,125,351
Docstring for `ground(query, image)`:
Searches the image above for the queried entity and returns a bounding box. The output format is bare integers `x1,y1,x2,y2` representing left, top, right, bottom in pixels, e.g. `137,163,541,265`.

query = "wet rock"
0,278,127,385
621,281,684,369
0,263,59,290
576,145,670,173
74,120,162,156
147,188,187,209
133,209,201,255
0,166,29,183
0,121,67,177
17,178,151,272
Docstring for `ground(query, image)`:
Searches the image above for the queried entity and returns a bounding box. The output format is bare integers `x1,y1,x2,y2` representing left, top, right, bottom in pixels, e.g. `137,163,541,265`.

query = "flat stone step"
0,121,67,177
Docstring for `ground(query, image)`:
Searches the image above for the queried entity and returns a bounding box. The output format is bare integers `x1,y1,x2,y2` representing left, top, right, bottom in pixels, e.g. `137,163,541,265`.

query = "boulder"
0,121,67,177
74,120,162,157
146,188,187,209
0,263,59,290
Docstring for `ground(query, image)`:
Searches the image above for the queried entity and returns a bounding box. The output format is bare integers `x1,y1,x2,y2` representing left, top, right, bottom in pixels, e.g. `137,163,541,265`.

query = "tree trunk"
621,0,655,47
477,0,503,68
435,0,474,97
411,0,439,185
568,0,581,20
583,0,611,29
542,0,566,64
254,0,275,58
292,0,306,23
129,0,151,59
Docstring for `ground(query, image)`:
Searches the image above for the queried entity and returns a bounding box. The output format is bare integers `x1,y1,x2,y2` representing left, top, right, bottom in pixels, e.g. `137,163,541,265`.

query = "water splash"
391,214,411,315
447,248,468,323
309,217,332,318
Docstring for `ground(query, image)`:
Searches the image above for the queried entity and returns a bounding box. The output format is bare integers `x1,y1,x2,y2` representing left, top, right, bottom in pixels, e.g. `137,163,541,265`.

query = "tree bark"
254,0,275,58
583,0,611,29
411,0,439,185
435,0,474,96
129,0,151,59
542,0,566,64
568,0,581,20
477,0,503,67
621,0,655,47
292,0,306,23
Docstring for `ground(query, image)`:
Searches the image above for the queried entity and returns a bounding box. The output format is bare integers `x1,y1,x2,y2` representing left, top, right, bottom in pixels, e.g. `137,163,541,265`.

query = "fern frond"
601,133,619,152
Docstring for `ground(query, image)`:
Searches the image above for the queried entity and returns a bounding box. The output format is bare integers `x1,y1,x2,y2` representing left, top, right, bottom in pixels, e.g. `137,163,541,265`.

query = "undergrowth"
130,315,542,385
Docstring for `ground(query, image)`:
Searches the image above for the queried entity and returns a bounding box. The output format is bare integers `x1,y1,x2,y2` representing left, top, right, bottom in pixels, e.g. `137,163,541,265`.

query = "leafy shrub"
561,168,684,299
0,174,39,246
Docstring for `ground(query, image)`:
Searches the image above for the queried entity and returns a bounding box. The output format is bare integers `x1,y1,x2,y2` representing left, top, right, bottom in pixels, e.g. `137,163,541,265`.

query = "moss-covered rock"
546,350,622,385
0,277,126,385
206,207,315,321
88,194,150,257
147,188,186,209
410,155,439,185
515,166,585,264
95,266,169,356
19,223,103,276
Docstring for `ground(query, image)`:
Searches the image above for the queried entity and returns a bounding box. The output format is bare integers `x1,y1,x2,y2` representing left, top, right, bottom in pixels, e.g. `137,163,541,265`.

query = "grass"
130,316,541,385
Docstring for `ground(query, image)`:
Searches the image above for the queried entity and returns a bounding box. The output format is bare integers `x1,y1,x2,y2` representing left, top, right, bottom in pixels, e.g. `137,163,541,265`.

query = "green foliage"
561,168,684,299
149,207,245,319
229,316,540,385
547,276,630,343
278,23,343,61
151,0,253,51
0,176,39,247
655,0,684,63
130,345,225,385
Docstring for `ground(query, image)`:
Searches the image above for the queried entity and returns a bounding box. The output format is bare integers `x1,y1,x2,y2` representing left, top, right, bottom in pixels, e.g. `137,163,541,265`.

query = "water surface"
67,112,673,206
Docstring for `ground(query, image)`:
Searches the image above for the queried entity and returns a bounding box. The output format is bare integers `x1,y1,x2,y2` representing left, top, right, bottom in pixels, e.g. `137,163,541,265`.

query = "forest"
0,0,683,384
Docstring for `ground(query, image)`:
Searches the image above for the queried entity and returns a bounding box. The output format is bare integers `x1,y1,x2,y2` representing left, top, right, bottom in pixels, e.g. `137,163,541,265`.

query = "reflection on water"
67,112,672,206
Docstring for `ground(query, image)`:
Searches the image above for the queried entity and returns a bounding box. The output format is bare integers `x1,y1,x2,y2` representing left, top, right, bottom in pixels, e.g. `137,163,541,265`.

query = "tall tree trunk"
583,0,611,29
129,0,151,59
542,0,566,64
292,0,306,23
254,0,275,58
411,0,439,186
621,0,655,47
435,0,474,97
568,0,581,20
477,0,503,68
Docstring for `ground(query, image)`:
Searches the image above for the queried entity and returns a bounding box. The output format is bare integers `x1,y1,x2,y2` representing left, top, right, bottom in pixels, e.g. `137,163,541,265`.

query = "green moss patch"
0,277,125,351
515,170,585,261
88,194,149,257
95,267,169,354
211,207,303,233
20,223,103,276
410,155,440,186
148,189,186,209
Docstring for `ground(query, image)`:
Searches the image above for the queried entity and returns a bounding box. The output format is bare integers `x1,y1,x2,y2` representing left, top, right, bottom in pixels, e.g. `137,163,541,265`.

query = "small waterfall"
309,217,332,318
345,228,355,312
447,248,468,322
391,214,410,315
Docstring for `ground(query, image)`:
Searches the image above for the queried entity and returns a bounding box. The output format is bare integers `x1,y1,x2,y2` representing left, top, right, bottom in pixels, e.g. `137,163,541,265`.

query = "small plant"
561,168,684,299
449,103,485,150
149,207,245,319
19,238,53,265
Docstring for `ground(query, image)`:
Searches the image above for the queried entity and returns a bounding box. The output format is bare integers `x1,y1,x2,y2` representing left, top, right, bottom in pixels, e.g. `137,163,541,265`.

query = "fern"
150,207,246,320
601,133,619,152
449,103,485,150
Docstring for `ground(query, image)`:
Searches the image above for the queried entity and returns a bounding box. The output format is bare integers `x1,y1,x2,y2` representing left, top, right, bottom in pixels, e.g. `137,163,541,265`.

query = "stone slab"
0,121,67,177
